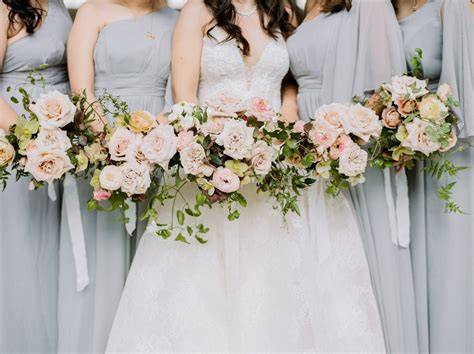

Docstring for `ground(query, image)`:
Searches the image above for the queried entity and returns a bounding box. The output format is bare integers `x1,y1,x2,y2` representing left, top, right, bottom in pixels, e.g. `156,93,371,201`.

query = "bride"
106,0,385,351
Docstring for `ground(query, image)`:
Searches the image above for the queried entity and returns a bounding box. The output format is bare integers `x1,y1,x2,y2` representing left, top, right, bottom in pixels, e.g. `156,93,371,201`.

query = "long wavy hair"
3,0,45,34
204,0,295,56
306,0,352,14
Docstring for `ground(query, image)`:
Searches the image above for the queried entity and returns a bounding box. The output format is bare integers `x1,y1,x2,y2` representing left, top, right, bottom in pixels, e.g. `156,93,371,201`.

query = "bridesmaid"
414,0,472,351
287,0,421,352
0,0,71,352
394,0,443,351
58,1,178,352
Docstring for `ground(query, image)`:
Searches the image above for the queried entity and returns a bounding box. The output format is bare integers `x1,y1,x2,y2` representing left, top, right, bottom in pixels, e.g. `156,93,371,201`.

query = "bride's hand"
279,103,299,123
156,110,169,125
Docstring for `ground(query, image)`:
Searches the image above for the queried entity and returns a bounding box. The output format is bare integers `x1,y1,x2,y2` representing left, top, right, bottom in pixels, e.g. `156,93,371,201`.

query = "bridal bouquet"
146,96,278,243
0,90,78,190
359,74,464,212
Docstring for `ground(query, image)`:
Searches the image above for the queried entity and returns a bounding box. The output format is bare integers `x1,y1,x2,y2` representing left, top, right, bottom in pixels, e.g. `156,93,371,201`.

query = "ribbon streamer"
309,180,332,264
125,200,137,236
64,175,90,291
48,182,57,201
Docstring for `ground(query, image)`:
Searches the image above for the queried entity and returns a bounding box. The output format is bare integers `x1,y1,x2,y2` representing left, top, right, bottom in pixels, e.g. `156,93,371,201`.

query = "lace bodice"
198,27,289,110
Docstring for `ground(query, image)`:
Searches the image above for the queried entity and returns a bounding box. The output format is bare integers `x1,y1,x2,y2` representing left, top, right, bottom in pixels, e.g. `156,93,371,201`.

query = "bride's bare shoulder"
178,0,213,32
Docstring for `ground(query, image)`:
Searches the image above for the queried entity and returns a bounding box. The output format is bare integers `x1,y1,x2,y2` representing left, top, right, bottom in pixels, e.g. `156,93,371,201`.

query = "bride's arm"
67,3,106,133
171,0,210,104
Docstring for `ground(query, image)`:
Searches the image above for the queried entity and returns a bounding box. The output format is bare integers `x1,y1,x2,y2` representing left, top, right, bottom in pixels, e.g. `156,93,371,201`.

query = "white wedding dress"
106,28,386,353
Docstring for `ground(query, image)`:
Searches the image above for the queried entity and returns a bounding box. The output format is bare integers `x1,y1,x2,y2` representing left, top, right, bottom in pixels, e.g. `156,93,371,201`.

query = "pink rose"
382,107,402,129
329,134,353,160
395,98,416,117
206,95,244,117
93,189,112,201
200,116,228,136
245,97,276,122
308,121,340,149
177,130,195,152
211,167,240,193
292,120,306,134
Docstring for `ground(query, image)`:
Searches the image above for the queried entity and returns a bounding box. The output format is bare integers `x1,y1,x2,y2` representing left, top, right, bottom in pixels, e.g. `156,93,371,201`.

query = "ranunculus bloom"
206,95,243,118
141,125,177,168
25,148,74,183
35,129,72,151
99,165,122,191
382,107,402,129
0,137,15,167
329,134,353,160
119,163,151,196
93,189,112,201
402,118,441,156
216,119,255,160
437,83,452,102
337,144,368,177
244,97,276,122
211,167,240,193
108,127,138,162
30,91,76,129
129,110,156,133
418,95,448,123
339,104,382,142
308,121,340,149
176,130,195,152
250,141,275,176
180,142,206,175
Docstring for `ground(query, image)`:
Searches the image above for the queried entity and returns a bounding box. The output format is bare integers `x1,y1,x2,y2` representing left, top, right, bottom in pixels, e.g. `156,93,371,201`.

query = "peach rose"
395,98,417,117
340,104,382,143
141,125,177,169
308,121,340,149
25,148,74,183
402,118,440,156
0,137,15,167
206,95,243,118
251,141,275,176
30,91,76,129
35,129,72,151
382,107,402,129
337,144,368,177
211,167,240,193
200,116,228,137
177,130,195,152
128,110,156,133
314,103,347,130
119,162,151,196
108,127,138,162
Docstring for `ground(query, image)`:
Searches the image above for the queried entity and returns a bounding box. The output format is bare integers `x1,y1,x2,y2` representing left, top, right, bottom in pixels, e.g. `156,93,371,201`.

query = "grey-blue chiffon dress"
288,1,422,352
57,8,178,353
406,0,473,352
399,1,443,352
0,0,71,352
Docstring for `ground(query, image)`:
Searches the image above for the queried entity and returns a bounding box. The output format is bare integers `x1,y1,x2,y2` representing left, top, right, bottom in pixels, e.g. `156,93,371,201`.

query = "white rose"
180,142,206,175
0,137,15,167
119,162,151,196
141,125,177,169
35,129,72,151
337,144,368,177
30,91,76,129
383,75,429,102
340,104,382,143
99,165,122,191
108,127,138,162
314,103,347,129
216,119,254,160
168,102,197,130
437,83,452,102
402,118,440,156
25,148,74,183
250,141,275,176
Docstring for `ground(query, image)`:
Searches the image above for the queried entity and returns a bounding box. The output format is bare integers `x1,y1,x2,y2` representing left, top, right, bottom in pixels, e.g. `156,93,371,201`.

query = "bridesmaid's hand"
156,110,169,125
0,98,18,131
279,102,299,123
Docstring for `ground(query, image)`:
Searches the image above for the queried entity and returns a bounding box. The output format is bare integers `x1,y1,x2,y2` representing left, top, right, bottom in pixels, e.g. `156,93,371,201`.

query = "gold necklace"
412,0,418,12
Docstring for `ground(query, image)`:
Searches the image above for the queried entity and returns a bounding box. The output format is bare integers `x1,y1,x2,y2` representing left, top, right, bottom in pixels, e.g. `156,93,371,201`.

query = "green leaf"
186,226,193,236
175,233,190,244
195,235,208,244
176,210,185,225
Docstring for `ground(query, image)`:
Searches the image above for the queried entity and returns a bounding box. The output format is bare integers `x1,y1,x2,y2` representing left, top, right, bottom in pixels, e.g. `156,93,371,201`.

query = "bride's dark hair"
204,0,295,56
3,0,45,34
306,0,352,14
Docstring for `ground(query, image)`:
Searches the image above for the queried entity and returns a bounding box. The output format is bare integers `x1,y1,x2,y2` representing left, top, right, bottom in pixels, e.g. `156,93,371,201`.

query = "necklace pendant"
146,32,156,41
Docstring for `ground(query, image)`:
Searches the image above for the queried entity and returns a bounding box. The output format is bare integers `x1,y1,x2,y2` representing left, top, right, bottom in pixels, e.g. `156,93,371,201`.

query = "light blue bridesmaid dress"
399,1,443,352
410,0,473,352
288,1,422,352
57,8,178,353
0,0,71,352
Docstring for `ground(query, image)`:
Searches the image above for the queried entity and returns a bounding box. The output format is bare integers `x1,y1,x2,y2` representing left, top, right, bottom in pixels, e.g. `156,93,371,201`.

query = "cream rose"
340,104,382,142
25,148,74,183
244,97,276,122
206,95,243,118
108,127,138,162
211,167,240,193
0,137,15,167
216,119,254,160
337,144,368,177
119,162,151,196
402,118,440,156
99,165,122,191
382,107,402,129
251,141,275,176
128,110,156,133
418,95,448,123
180,142,206,175
141,125,177,168
314,103,347,129
35,129,72,151
177,130,195,152
308,121,341,149
30,91,76,129
200,116,228,137
437,83,452,102
383,75,429,101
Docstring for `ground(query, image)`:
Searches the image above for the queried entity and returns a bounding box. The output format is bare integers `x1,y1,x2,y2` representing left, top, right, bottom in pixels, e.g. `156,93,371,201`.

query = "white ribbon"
64,175,90,291
383,169,411,248
48,182,57,201
309,181,332,264
125,200,137,236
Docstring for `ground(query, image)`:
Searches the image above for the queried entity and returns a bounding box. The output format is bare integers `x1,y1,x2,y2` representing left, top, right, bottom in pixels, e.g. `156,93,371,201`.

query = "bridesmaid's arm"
171,0,210,103
0,5,17,130
67,3,106,133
